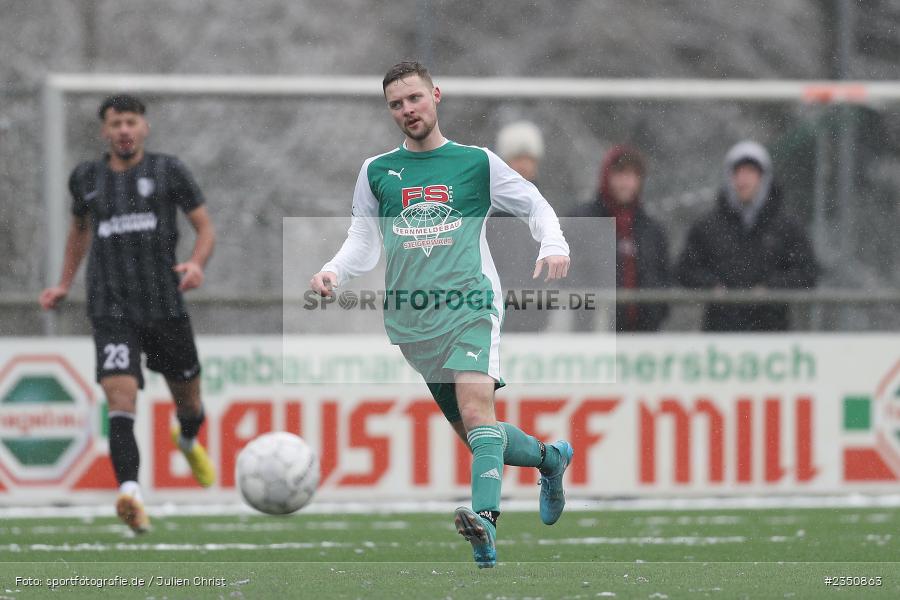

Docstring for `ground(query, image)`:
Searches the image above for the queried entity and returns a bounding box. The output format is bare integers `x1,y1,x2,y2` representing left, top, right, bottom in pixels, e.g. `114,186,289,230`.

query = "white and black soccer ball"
235,432,319,515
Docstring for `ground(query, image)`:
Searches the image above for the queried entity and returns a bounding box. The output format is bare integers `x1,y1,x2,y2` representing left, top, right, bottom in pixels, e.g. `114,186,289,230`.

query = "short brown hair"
383,61,433,92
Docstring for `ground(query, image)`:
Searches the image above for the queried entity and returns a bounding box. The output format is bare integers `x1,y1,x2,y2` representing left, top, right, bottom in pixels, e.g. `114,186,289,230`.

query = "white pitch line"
0,495,899,520
201,522,298,532
0,520,410,536
537,536,747,546
633,515,744,526
1,534,752,553
371,521,410,529
0,541,399,552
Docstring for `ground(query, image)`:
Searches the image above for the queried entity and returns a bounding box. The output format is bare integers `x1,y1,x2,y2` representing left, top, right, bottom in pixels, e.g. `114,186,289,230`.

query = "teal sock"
467,425,504,518
499,422,561,474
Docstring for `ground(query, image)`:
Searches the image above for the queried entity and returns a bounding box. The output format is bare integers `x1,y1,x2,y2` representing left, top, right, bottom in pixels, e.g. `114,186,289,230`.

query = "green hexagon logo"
0,356,95,486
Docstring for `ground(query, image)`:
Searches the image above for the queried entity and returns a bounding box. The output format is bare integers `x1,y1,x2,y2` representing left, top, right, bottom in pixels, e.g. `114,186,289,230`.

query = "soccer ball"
235,432,319,515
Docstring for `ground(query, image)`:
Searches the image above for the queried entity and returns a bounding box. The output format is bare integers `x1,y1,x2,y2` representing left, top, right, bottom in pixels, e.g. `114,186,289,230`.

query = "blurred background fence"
1,0,899,334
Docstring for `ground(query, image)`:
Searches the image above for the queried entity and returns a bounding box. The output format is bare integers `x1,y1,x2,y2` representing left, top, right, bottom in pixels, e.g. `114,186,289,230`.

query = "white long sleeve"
485,149,569,259
320,160,382,284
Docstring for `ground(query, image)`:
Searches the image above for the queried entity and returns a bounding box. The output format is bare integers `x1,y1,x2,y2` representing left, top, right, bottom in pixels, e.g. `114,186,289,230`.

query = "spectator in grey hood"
677,140,818,331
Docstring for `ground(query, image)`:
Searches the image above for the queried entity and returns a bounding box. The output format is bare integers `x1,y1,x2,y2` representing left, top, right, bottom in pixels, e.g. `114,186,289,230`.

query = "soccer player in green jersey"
310,62,574,568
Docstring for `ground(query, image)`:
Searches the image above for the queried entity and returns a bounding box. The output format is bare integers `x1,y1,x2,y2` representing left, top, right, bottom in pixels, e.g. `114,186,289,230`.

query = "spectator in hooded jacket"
677,140,818,331
487,121,551,332
569,145,671,332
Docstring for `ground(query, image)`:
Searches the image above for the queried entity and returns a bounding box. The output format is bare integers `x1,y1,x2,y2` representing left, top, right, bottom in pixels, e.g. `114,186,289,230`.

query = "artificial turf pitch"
0,506,898,599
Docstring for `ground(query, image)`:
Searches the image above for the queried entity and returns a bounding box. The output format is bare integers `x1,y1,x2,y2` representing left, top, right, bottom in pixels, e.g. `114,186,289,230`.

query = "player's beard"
112,140,139,161
403,117,435,141
114,148,137,160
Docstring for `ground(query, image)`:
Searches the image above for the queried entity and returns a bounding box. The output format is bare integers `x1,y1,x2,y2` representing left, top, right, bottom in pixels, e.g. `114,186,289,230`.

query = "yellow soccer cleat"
172,426,216,487
116,494,151,534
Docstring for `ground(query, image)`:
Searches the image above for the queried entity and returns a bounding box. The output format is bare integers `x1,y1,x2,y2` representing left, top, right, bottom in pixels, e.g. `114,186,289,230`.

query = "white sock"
178,435,196,453
119,480,142,502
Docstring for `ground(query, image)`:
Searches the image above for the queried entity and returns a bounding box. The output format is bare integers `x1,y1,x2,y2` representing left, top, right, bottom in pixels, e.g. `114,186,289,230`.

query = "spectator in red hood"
569,145,671,331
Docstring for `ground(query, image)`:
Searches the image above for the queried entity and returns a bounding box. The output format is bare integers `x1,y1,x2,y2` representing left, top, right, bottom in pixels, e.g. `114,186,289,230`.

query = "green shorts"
399,315,505,422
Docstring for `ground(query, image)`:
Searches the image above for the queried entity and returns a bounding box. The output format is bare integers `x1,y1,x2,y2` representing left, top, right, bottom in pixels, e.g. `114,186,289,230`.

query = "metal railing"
5,288,898,335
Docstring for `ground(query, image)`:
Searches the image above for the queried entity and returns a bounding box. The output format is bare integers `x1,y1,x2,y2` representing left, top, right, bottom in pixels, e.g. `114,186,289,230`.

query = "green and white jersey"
322,140,568,343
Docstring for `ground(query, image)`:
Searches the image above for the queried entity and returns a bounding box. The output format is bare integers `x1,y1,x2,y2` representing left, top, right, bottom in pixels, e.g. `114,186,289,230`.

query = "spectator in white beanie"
488,120,551,331
496,121,544,182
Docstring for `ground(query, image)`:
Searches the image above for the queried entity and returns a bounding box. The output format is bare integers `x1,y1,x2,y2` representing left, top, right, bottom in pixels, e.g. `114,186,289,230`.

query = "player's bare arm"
310,271,338,297
533,255,570,282
175,205,216,291
39,214,91,310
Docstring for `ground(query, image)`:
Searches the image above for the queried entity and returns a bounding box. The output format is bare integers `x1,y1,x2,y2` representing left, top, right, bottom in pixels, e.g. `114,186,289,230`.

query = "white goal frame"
42,74,900,322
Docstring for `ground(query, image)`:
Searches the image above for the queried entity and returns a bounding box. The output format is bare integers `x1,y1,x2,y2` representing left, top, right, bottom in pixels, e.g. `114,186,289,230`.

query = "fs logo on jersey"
394,184,460,256
401,185,452,208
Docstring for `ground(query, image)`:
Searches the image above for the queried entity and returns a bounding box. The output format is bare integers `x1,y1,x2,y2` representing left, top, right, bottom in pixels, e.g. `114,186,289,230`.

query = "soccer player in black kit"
39,95,216,533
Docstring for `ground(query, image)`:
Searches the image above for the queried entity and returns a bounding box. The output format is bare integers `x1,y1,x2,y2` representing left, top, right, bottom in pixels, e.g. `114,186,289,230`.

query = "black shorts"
91,317,201,389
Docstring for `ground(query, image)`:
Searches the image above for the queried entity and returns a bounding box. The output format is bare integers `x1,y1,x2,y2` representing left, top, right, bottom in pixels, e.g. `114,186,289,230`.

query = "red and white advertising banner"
0,335,898,505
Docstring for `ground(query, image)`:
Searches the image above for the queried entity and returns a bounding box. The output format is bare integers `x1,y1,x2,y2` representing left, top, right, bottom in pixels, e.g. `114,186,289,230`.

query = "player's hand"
533,255,570,282
39,286,69,310
174,261,204,291
310,271,338,297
